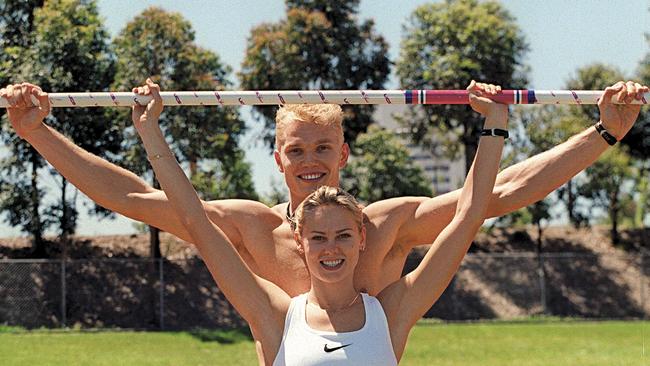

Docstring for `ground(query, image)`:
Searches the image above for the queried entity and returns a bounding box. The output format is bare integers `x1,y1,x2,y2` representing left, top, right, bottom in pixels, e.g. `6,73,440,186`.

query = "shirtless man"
1,80,647,297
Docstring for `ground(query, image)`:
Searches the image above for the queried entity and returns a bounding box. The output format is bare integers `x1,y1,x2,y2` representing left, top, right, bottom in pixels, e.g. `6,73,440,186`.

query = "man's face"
274,121,349,204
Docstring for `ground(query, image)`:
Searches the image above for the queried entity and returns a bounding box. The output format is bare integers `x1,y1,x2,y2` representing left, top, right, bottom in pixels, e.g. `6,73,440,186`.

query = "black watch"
481,128,509,139
594,122,617,146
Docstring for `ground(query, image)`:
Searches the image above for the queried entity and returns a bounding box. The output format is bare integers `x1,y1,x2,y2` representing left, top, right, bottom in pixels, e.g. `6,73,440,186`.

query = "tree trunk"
149,174,161,258
535,221,547,314
635,168,648,228
61,178,69,240
566,179,579,228
610,189,620,245
148,173,162,327
189,159,197,177
29,153,45,257
463,131,479,175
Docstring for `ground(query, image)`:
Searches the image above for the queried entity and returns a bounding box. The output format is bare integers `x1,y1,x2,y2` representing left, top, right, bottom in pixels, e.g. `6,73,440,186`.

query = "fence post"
641,253,646,319
538,254,547,315
159,258,164,330
60,259,67,328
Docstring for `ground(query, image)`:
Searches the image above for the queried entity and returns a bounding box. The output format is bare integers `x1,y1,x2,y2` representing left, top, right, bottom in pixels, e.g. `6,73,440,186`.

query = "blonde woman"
130,77,506,365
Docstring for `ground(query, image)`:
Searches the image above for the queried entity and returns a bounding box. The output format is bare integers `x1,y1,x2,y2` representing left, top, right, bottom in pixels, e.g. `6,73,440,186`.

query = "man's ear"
359,225,367,252
339,143,350,168
294,232,304,254
274,149,284,173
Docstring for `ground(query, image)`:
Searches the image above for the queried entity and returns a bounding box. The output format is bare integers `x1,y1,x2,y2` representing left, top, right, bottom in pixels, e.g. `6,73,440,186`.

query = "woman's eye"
338,233,351,239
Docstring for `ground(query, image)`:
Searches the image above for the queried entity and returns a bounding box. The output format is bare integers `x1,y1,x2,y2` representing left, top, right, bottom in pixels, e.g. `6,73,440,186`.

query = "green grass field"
0,320,647,365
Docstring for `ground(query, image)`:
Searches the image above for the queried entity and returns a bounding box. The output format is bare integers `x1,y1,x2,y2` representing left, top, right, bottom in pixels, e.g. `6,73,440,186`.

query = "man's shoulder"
363,196,429,219
204,198,282,218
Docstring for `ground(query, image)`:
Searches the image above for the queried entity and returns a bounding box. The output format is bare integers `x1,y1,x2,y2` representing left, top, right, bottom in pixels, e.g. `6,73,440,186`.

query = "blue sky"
1,0,647,237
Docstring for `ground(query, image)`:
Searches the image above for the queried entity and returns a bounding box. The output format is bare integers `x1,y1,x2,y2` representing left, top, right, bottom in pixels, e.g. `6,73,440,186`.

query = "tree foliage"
112,7,255,257
621,37,650,161
239,0,390,150
1,0,116,253
564,64,636,242
0,0,45,86
578,147,635,244
396,0,528,173
506,64,637,242
0,0,46,250
341,125,432,203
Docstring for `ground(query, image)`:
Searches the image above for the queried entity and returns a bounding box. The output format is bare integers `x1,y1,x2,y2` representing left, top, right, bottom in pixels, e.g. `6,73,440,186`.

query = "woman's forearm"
136,125,208,238
455,111,506,221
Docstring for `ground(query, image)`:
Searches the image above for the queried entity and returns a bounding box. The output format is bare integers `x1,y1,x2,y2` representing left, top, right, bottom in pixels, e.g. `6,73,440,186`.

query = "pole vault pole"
0,90,648,108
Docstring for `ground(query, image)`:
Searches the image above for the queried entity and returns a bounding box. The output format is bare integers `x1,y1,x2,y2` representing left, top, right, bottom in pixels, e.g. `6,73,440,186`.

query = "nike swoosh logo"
324,343,352,353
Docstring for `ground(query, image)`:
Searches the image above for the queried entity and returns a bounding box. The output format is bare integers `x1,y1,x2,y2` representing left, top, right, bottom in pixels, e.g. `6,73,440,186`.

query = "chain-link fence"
0,253,647,329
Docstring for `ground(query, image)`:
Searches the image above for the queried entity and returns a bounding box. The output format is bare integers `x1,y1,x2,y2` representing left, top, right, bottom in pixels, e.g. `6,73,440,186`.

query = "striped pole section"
0,90,647,108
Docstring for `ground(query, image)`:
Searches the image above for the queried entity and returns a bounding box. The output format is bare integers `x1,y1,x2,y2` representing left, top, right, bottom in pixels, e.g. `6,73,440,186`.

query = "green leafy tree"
1,0,115,255
0,0,45,86
0,1,45,251
511,64,637,242
239,0,390,150
191,150,259,201
341,125,432,203
622,34,650,160
516,105,589,228
396,0,528,174
112,7,254,258
578,147,635,245
623,38,650,226
564,64,636,242
494,99,584,233
261,177,289,207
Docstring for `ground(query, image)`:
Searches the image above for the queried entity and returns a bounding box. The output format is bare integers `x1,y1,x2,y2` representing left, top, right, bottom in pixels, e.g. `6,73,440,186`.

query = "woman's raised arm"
132,79,290,328
380,81,507,330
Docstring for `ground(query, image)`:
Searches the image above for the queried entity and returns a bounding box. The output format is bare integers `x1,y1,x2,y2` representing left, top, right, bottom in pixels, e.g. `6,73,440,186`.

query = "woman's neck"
307,278,359,312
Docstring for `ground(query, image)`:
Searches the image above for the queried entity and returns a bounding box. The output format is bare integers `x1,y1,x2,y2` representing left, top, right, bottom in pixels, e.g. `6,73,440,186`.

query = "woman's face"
296,204,365,285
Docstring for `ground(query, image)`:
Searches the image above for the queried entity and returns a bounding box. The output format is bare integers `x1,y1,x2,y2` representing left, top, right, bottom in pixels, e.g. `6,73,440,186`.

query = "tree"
510,63,638,242
579,147,635,245
622,38,650,227
515,104,590,228
622,34,650,161
341,124,432,203
239,0,390,150
1,0,116,255
396,0,528,174
564,64,638,243
261,177,289,207
112,7,253,258
191,150,259,201
0,0,45,86
491,110,555,247
0,1,45,252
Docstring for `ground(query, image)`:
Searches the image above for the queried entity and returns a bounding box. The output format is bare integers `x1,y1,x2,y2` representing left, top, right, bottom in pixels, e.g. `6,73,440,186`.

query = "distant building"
373,105,465,195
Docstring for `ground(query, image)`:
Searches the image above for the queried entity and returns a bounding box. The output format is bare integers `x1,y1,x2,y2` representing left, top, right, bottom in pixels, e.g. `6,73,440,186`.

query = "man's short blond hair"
275,104,344,149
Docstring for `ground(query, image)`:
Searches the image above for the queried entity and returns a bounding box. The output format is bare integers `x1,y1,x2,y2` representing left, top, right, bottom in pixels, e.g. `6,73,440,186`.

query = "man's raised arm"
0,82,242,244
390,80,648,249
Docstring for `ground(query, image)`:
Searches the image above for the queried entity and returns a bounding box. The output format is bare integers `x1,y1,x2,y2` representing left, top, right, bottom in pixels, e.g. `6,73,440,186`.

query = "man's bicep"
125,191,245,245
397,191,460,247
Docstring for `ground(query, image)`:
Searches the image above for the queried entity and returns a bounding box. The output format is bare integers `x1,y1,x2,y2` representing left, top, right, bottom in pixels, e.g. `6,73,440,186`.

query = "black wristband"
594,122,617,146
481,128,509,139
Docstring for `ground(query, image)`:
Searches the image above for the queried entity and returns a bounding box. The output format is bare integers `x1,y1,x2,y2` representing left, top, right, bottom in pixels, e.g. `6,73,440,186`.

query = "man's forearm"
487,125,608,217
22,124,157,215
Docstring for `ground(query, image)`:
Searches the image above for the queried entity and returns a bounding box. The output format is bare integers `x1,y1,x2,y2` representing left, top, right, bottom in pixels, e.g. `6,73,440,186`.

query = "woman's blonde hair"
292,186,363,235
275,104,344,148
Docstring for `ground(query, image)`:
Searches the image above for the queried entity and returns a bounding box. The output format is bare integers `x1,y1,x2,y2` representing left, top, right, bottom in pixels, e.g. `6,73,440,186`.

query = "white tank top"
272,293,398,366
